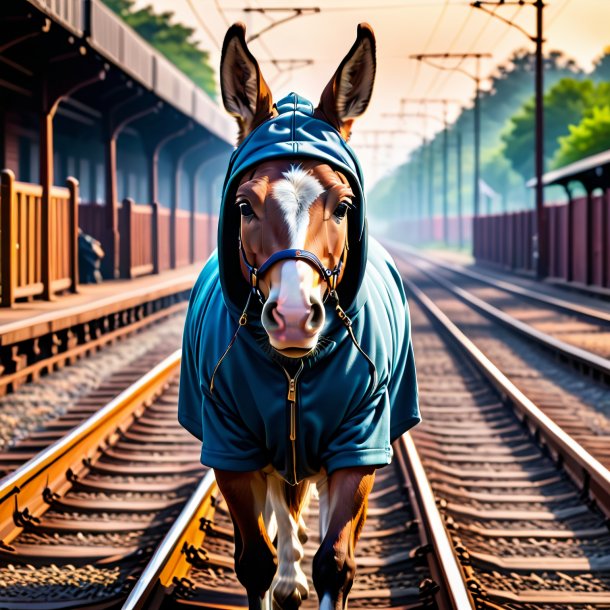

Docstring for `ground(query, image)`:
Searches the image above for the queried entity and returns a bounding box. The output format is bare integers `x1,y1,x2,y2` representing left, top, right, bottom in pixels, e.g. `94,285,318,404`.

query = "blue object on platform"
178,93,420,484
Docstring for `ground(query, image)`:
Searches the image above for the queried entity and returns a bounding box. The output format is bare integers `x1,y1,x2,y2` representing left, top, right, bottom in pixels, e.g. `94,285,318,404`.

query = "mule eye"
333,201,351,220
238,200,254,218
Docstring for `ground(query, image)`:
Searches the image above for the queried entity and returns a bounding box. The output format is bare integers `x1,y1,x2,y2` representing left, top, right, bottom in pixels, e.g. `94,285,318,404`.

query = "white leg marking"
267,475,309,604
316,475,331,541
264,493,278,543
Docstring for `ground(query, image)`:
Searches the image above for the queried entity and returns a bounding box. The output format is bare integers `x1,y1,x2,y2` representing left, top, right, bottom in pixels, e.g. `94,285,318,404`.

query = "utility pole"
399,99,460,244
456,129,463,249
471,0,546,277
383,110,444,241
410,53,491,227
535,0,546,278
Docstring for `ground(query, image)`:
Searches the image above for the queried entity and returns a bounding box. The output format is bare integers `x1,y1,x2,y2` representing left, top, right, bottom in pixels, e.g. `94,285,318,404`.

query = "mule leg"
312,466,375,610
267,476,310,609
215,469,278,609
316,475,330,541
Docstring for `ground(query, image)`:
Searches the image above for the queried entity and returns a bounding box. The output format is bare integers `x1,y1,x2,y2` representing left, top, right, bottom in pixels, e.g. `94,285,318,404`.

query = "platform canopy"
25,0,237,146
527,149,610,191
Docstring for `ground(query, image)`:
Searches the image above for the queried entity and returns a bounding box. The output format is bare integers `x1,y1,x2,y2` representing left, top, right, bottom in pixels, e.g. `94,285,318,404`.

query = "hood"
217,93,368,320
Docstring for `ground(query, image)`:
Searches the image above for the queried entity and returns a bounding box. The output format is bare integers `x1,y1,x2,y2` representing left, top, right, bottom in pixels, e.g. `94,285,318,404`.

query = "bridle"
210,175,377,395
239,237,348,305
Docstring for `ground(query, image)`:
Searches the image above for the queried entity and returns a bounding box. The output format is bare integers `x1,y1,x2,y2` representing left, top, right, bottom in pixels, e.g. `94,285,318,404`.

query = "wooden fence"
0,170,218,306
473,195,610,288
1,169,78,307
119,198,156,278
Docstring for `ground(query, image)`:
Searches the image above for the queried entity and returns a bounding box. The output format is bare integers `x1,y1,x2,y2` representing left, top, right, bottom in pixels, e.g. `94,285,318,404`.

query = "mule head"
220,23,376,358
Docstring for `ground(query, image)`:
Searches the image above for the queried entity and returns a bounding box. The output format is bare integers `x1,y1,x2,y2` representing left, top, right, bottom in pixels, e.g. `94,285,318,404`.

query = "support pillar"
40,81,54,300
563,183,574,283
102,97,160,278
586,187,594,286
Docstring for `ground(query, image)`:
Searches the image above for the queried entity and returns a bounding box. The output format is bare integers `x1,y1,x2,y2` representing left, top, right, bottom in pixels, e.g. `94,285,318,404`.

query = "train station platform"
0,263,203,346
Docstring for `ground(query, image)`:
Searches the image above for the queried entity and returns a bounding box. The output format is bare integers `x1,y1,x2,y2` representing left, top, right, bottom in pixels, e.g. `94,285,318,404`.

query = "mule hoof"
273,589,302,610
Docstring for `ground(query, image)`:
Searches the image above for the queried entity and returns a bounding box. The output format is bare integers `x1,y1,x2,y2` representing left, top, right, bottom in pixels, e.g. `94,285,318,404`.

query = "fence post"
1,170,16,307
121,198,133,279
67,177,79,293
151,201,159,274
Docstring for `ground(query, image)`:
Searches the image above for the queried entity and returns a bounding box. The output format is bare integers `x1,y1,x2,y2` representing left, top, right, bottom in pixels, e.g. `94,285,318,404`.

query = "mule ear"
314,23,376,140
220,23,275,144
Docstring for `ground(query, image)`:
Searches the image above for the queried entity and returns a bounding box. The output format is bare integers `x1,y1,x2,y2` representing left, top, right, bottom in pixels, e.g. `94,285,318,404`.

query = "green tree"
553,106,610,168
102,0,216,98
501,78,593,181
592,46,610,83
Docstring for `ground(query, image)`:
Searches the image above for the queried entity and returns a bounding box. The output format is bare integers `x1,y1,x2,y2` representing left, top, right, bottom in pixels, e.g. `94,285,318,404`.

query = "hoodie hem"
324,447,393,476
201,447,270,473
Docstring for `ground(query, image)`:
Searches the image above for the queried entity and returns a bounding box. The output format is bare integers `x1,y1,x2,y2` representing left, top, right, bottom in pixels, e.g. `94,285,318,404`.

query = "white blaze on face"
272,165,324,248
263,165,327,352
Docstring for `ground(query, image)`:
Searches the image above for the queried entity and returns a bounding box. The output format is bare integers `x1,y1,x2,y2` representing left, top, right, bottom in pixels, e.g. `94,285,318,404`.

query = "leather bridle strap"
239,239,345,303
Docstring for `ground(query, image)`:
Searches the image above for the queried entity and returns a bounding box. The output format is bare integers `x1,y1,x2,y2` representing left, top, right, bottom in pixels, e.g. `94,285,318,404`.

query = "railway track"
0,351,207,609
2,248,610,609
0,316,185,478
121,262,610,609
123,428,472,609
392,253,610,471
0,344,474,609
401,273,610,608
388,246,610,379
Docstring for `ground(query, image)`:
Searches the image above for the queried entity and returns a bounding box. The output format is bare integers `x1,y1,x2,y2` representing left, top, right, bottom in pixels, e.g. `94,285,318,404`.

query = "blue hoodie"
178,94,420,485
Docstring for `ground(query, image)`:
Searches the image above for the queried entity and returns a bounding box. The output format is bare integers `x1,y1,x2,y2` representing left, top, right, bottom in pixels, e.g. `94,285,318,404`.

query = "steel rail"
0,350,181,547
404,276,610,517
401,255,610,382
122,468,217,610
126,439,475,610
390,242,610,325
127,417,474,609
394,434,476,609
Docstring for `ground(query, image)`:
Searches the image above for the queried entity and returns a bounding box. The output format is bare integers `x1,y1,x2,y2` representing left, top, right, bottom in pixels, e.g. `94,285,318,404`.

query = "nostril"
272,305,286,329
304,301,324,333
262,300,284,332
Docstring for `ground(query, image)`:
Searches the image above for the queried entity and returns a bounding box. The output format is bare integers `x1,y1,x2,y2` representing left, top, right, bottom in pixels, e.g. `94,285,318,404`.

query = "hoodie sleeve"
178,274,206,441
388,297,420,442
178,324,203,441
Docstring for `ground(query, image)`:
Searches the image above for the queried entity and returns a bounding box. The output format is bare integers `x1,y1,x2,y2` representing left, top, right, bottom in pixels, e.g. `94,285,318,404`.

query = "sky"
135,0,610,187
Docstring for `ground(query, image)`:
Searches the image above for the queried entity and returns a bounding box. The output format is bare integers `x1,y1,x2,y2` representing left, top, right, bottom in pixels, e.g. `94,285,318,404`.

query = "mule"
178,22,420,610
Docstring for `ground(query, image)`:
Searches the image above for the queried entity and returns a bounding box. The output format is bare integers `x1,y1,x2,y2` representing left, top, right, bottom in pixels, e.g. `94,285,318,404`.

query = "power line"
427,2,501,98
409,0,451,95
423,8,475,97
547,0,573,30
215,0,230,27
184,0,221,50
221,2,470,11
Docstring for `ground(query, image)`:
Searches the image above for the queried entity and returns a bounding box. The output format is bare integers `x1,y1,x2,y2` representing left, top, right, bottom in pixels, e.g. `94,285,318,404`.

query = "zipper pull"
287,378,296,402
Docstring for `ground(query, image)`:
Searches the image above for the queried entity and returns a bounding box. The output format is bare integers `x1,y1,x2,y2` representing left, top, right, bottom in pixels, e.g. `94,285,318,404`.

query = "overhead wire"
408,0,451,102
546,0,573,30
422,8,475,98
214,0,230,27
185,0,221,50
427,2,508,101
245,0,283,84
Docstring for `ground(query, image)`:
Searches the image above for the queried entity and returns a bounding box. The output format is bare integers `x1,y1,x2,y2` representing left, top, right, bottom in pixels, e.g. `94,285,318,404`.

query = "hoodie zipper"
280,360,304,485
